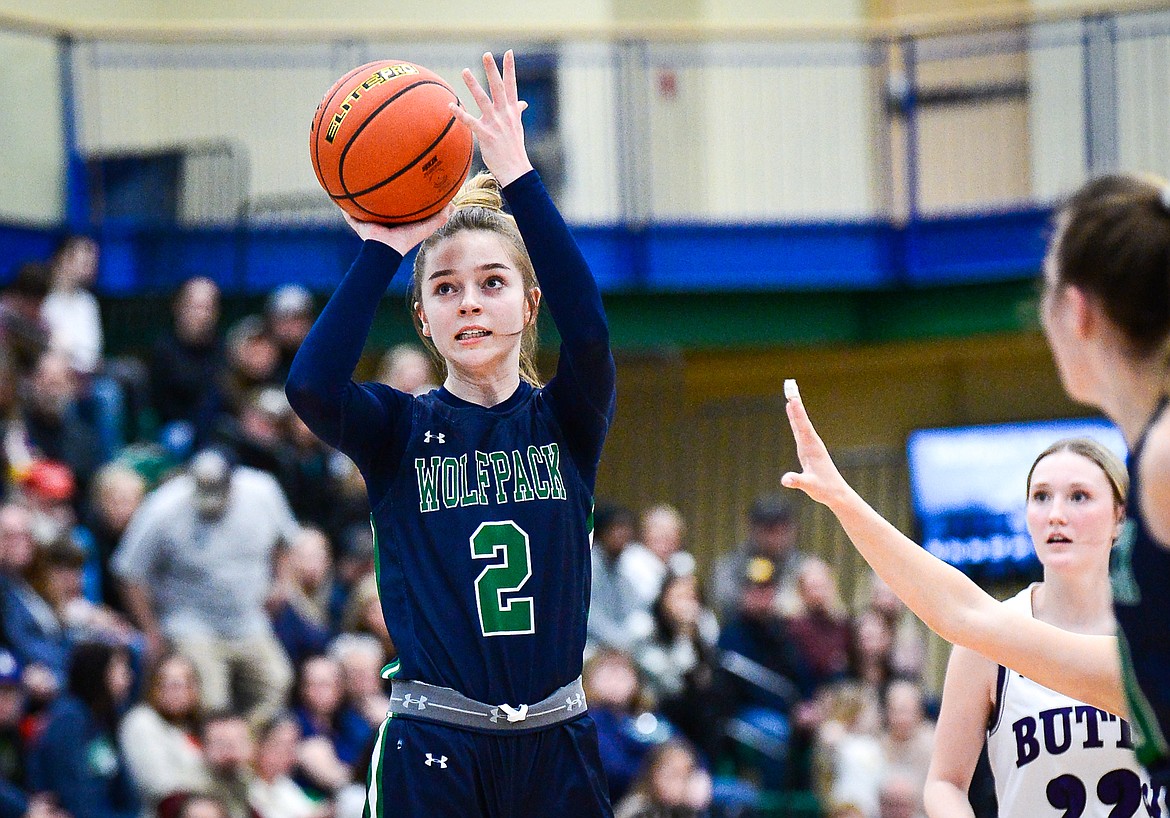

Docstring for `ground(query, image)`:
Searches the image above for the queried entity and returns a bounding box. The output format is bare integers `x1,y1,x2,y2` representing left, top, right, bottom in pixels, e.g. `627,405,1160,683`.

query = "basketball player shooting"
286,50,617,816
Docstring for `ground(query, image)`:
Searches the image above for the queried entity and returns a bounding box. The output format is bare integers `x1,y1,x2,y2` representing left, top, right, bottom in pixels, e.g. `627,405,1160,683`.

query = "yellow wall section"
598,331,1082,589
869,0,1026,19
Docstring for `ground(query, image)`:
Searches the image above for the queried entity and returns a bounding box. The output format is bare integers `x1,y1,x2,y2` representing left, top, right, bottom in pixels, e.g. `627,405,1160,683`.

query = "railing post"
614,38,652,288
902,34,921,226
1082,13,1119,176
59,34,88,229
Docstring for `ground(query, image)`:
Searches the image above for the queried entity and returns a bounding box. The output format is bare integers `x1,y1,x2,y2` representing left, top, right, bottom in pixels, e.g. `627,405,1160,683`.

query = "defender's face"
417,230,531,382
1026,450,1122,573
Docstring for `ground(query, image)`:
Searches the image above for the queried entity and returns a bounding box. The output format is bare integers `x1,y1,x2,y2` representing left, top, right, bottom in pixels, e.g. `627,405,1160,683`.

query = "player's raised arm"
780,380,1125,715
452,51,615,473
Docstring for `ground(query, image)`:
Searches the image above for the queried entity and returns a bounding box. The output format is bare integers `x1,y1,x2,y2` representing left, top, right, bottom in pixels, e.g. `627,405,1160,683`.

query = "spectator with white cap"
112,449,296,724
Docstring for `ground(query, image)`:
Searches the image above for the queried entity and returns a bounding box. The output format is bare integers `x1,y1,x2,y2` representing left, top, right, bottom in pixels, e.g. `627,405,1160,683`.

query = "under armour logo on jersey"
400,693,428,710
490,703,529,723
424,753,448,768
565,694,585,712
424,431,445,444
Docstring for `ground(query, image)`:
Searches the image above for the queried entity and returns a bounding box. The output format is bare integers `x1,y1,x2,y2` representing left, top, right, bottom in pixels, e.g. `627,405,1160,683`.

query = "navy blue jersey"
369,382,596,706
287,170,616,713
1112,398,1170,789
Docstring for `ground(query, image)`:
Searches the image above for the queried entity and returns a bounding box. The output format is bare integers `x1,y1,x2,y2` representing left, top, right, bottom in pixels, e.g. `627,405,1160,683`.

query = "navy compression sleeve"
504,171,617,483
285,240,412,479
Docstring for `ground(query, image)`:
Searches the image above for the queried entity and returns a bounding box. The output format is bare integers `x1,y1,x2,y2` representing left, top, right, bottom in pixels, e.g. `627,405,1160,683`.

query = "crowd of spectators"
584,496,937,817
0,236,937,818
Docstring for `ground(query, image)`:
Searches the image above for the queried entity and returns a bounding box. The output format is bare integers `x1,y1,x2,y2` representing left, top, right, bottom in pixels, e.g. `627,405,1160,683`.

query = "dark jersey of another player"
1111,397,1170,792
287,171,616,714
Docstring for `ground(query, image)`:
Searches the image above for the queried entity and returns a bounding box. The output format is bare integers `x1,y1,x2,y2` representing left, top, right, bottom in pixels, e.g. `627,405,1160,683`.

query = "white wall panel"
1026,22,1086,202
1116,13,1170,182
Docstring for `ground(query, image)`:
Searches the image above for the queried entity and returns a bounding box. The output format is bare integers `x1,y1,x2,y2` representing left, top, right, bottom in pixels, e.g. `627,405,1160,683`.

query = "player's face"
417,230,532,381
1026,450,1122,574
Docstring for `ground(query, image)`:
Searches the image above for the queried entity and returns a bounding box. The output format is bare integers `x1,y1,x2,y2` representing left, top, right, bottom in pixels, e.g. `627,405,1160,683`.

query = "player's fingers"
780,471,804,491
503,49,520,105
341,210,372,231
461,67,491,115
785,401,829,468
449,101,481,132
483,51,507,107
518,100,529,113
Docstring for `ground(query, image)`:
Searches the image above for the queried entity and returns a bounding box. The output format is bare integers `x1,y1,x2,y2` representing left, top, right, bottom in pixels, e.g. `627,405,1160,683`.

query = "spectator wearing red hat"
21,459,103,606
21,352,103,504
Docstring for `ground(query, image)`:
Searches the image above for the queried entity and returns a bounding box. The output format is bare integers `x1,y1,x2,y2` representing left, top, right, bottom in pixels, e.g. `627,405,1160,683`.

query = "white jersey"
987,586,1162,817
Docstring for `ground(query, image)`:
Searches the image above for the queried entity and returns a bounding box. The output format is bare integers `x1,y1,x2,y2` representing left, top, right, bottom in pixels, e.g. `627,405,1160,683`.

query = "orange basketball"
309,60,474,224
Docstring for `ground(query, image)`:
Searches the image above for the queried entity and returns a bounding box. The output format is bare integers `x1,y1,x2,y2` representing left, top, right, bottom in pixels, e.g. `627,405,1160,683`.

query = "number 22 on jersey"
470,521,535,636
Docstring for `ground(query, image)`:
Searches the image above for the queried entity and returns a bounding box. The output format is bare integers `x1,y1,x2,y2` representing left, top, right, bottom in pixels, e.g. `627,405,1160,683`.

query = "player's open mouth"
1047,533,1071,544
456,329,491,341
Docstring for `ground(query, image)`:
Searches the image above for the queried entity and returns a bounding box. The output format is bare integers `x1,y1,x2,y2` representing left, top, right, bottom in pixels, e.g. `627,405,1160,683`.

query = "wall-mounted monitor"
906,418,1127,579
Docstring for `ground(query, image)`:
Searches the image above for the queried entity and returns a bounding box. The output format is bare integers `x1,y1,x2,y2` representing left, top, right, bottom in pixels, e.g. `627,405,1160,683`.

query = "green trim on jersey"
1117,626,1170,767
369,514,381,587
364,714,392,818
369,515,402,684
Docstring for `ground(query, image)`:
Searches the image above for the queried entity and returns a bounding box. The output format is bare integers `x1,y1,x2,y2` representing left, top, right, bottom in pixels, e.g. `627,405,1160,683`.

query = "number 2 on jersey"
470,521,535,636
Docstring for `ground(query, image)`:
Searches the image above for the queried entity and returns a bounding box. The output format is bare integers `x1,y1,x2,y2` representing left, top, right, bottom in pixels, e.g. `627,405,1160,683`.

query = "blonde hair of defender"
410,172,543,387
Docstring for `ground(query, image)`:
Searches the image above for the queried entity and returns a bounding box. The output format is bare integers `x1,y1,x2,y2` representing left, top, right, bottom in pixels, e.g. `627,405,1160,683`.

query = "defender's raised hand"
780,380,851,509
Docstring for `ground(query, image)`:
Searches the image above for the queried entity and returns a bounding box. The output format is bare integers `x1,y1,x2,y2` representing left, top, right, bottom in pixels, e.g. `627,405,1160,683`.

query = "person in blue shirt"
27,640,140,818
286,50,616,817
778,174,1170,810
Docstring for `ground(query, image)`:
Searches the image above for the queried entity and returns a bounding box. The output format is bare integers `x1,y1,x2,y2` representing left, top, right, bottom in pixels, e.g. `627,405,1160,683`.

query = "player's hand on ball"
781,380,849,508
343,205,451,255
454,50,533,187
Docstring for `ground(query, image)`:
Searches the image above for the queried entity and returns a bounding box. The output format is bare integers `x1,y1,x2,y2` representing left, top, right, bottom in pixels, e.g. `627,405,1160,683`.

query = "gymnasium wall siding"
1027,22,1086,202
0,0,616,27
68,37,885,226
595,331,1080,599
0,31,63,225
703,0,866,24
696,42,878,219
1116,16,1170,182
1028,10,1170,201
557,42,624,225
